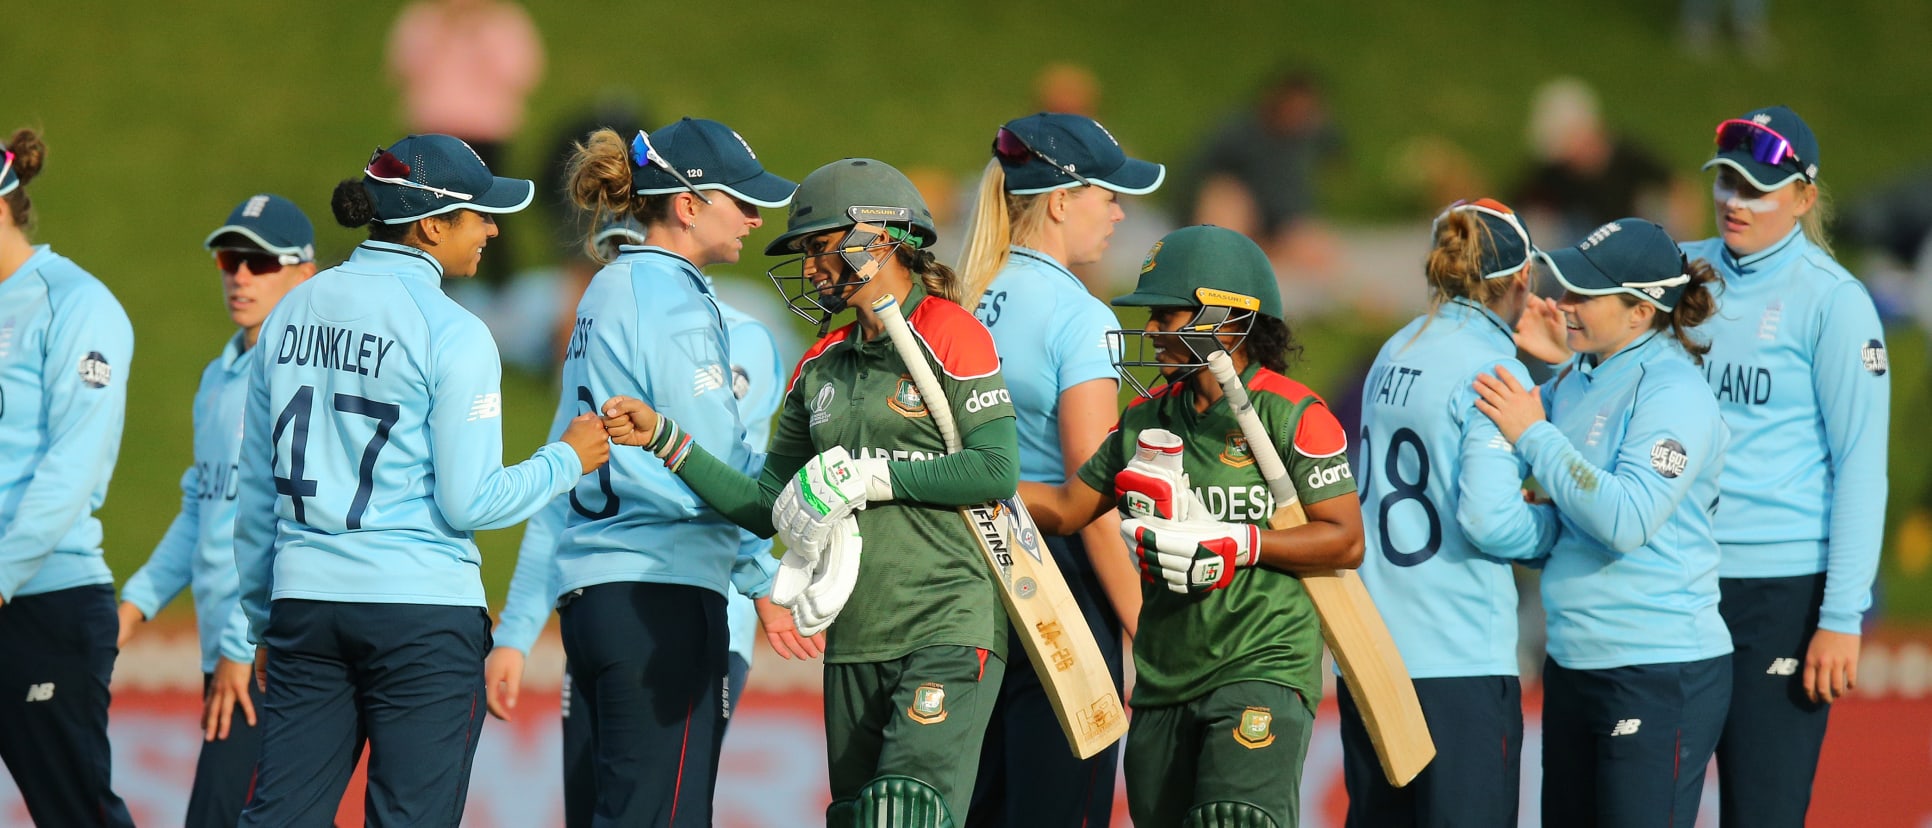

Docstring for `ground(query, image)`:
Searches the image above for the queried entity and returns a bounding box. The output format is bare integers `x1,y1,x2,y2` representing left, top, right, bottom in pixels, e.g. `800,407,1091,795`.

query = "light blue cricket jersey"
973,247,1118,485
1355,299,1558,679
234,242,580,642
121,333,255,671
497,260,783,660
1519,333,1732,670
1683,227,1889,635
0,246,133,601
544,247,766,600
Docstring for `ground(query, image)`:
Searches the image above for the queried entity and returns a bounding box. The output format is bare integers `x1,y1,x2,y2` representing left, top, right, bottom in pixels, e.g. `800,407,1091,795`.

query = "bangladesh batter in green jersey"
1022,225,1365,828
603,159,1018,827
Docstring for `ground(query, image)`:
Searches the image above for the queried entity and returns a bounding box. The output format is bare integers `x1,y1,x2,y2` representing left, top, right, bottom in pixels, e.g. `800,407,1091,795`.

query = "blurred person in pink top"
387,0,545,288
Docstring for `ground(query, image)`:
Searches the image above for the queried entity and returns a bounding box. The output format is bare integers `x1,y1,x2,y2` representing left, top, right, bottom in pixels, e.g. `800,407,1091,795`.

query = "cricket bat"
871,294,1128,760
1206,350,1435,787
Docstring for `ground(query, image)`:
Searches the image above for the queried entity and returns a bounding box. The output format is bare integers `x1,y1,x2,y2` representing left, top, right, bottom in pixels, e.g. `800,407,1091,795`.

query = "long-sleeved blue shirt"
973,247,1120,485
1355,299,1557,679
1519,333,1733,670
233,242,580,643
1682,227,1889,635
0,245,134,601
121,332,255,670
496,259,784,658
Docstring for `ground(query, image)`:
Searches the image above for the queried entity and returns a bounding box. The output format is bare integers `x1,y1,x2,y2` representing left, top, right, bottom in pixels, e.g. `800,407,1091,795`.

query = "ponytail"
566,128,677,264
1423,209,1513,310
1797,180,1835,258
955,159,1058,309
4,127,48,228
1646,259,1721,364
897,244,967,306
331,179,411,243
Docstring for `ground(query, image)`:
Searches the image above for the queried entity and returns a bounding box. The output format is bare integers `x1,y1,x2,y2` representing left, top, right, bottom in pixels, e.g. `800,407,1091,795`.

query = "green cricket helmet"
765,158,939,328
1108,225,1283,396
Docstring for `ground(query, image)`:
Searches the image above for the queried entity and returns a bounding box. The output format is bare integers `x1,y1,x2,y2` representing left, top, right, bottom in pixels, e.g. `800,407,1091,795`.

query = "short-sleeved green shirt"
1078,363,1355,711
771,290,1014,663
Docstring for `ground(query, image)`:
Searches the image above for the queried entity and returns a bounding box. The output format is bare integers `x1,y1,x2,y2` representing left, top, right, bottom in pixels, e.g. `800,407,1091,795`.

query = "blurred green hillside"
9,1,1932,620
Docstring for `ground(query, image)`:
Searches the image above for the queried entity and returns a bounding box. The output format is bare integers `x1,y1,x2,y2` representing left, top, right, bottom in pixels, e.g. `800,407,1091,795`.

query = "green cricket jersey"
770,290,1015,663
1078,363,1355,711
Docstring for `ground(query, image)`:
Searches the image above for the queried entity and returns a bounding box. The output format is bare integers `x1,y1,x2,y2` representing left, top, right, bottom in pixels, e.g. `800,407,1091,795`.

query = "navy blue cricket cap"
631,117,796,209
1703,105,1820,191
995,112,1165,196
1540,219,1692,311
204,194,315,261
1431,198,1534,280
362,134,534,225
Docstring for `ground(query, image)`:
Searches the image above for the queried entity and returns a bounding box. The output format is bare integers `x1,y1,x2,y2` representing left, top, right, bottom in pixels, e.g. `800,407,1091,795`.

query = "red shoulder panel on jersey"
787,324,855,393
907,297,1001,380
1251,368,1348,458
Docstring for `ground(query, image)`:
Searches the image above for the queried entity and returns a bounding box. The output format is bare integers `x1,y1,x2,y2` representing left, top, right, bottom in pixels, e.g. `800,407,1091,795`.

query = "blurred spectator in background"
387,0,545,290
1033,62,1100,118
1680,0,1776,62
1513,77,1696,249
540,91,649,262
1181,68,1345,292
1839,167,1932,324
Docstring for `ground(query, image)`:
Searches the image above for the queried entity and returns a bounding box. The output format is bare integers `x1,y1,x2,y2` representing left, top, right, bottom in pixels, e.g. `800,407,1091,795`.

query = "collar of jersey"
1009,245,1082,288
221,329,252,374
1722,224,1805,277
856,286,930,349
351,241,444,280
1442,297,1514,346
614,244,712,294
1576,331,1662,383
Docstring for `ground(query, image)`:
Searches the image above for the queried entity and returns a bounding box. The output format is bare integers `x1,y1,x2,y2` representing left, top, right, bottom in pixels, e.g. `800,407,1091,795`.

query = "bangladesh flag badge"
1233,706,1275,749
1220,431,1254,468
888,375,929,418
907,682,948,724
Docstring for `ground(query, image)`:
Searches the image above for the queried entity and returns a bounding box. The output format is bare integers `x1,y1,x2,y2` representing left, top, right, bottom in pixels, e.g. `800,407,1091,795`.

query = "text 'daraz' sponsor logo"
1306,463,1353,489
963,388,1010,413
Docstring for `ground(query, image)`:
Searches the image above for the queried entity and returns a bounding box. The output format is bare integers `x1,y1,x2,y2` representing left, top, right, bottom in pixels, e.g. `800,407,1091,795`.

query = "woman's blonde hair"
564,128,678,264
956,160,1059,309
1797,179,1834,257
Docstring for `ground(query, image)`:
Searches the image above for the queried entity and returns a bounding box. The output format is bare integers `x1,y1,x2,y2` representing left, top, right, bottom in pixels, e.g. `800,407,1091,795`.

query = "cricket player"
118,193,318,827
1019,225,1364,828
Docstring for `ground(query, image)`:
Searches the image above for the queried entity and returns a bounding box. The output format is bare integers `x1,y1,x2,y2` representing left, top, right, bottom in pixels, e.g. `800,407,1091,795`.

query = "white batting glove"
794,516,863,636
771,447,891,564
1121,515,1261,594
1115,428,1196,521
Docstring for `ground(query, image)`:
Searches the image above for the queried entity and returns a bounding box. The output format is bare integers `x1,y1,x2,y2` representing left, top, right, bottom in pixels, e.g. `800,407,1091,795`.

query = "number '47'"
271,385,400,530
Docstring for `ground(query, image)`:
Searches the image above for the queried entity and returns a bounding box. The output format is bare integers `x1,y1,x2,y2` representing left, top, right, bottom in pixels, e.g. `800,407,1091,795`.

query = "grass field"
8,1,1932,619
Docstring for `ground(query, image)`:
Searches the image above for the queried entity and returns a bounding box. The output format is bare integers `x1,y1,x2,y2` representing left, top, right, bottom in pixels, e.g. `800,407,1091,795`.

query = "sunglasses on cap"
1714,119,1803,171
364,148,475,201
214,248,304,275
0,148,13,182
993,127,1093,187
631,130,712,205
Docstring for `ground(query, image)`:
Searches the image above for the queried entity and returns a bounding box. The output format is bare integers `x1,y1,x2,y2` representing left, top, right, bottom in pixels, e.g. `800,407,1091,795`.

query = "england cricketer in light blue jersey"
955,110,1163,828
1345,198,1554,828
1476,218,1731,827
525,118,798,826
0,128,137,828
118,193,318,828
233,134,605,828
1689,105,1888,828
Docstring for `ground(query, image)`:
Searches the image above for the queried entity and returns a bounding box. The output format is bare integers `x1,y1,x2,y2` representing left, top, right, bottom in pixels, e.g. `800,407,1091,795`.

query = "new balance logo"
24,683,54,702
1768,657,1800,676
466,393,502,421
693,364,726,396
1610,718,1642,736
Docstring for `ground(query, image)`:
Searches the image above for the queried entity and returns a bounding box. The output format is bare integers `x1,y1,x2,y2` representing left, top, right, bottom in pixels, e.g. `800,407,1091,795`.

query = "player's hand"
1804,629,1861,704
253,645,268,692
484,646,526,721
117,601,146,648
771,448,886,563
561,414,612,474
1121,515,1261,593
203,656,258,741
600,396,660,448
1472,366,1544,444
1115,429,1194,521
1514,294,1571,365
755,595,825,660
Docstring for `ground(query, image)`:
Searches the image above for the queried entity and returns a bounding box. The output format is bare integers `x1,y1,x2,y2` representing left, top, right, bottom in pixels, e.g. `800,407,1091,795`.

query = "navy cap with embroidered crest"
204,194,315,262
630,117,796,209
1540,218,1691,311
994,112,1165,196
1432,197,1535,280
362,134,534,224
1703,105,1820,191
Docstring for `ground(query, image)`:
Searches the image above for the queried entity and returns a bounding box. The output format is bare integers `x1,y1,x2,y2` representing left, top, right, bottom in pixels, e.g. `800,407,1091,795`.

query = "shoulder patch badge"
78,351,112,389
1862,339,1888,376
887,374,929,418
1650,438,1688,479
1220,431,1254,468
907,682,947,725
1233,706,1275,749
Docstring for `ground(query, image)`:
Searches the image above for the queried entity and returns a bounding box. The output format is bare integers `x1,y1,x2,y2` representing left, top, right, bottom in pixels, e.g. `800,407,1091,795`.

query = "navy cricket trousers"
0,584,135,827
1339,674,1523,827
1542,655,1731,828
183,669,267,828
239,599,491,828
1715,573,1834,828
